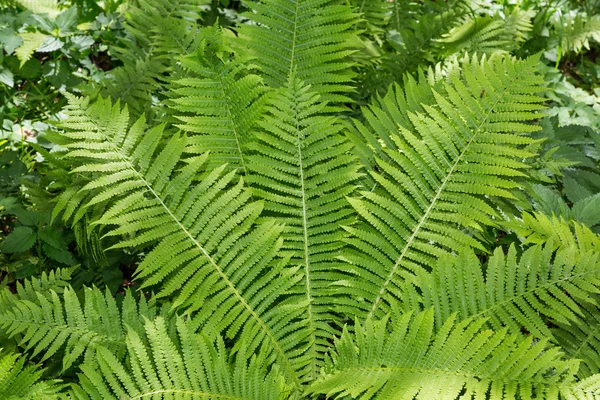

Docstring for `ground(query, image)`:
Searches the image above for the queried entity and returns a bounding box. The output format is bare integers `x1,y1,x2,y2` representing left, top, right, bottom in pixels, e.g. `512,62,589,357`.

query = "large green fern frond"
170,28,268,174
342,54,546,320
239,0,358,105
414,242,600,338
309,309,599,399
246,76,361,379
53,95,309,388
0,351,64,399
0,285,157,370
70,317,286,400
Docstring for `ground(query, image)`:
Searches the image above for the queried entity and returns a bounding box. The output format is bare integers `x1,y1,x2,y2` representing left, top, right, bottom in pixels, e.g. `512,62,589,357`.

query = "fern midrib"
319,365,560,386
84,109,302,389
288,0,300,78
368,78,510,319
294,95,318,379
470,269,596,331
217,70,249,177
129,389,242,399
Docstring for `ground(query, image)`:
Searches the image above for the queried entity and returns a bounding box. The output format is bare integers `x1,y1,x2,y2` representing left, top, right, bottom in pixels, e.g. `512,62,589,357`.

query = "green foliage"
70,317,286,399
0,350,64,399
2,0,600,399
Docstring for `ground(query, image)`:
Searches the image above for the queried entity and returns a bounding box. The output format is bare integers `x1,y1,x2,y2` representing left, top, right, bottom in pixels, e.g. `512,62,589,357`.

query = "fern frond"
246,76,361,379
55,95,310,388
309,309,591,400
560,14,600,54
0,351,64,399
350,0,390,34
0,286,157,370
438,8,533,57
171,28,268,174
239,0,358,105
415,242,600,338
342,54,546,320
554,300,600,378
508,211,600,252
70,317,286,400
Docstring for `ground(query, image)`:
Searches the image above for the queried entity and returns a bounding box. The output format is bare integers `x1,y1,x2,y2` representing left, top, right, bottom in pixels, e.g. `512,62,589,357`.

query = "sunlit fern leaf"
0,286,157,371
507,211,600,252
413,242,600,338
170,28,267,174
309,309,594,400
341,54,546,321
554,300,600,378
559,14,600,55
438,8,533,57
0,351,64,400
14,0,59,16
246,76,361,380
70,317,286,400
239,0,358,106
54,94,310,388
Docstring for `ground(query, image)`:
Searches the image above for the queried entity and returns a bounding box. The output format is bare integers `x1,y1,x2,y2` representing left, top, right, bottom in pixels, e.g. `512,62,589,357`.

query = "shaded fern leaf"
246,76,361,380
560,14,600,54
554,300,600,378
171,27,268,174
342,54,546,320
0,351,64,400
240,0,358,106
0,286,157,371
414,242,600,338
438,8,533,57
54,95,310,388
70,317,286,400
309,309,594,400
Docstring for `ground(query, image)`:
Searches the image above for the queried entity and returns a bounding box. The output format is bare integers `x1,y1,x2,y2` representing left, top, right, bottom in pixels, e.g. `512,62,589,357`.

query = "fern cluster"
1,0,600,399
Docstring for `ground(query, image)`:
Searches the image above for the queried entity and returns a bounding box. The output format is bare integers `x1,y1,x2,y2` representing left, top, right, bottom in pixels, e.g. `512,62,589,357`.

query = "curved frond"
70,317,286,400
54,95,309,388
309,309,593,400
246,76,361,379
0,286,157,370
0,351,64,400
342,54,546,320
560,14,600,54
240,0,358,105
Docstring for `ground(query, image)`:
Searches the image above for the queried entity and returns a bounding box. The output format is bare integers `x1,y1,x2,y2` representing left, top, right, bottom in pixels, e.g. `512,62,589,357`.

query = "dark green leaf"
2,226,36,253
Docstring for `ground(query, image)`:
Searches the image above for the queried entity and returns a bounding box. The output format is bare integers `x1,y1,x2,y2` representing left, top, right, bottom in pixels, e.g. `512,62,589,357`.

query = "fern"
69,317,286,400
560,13,600,54
413,242,600,338
341,54,546,320
53,94,311,388
309,309,597,399
0,286,157,370
438,8,534,57
171,28,267,173
239,0,358,105
246,76,361,378
0,351,64,399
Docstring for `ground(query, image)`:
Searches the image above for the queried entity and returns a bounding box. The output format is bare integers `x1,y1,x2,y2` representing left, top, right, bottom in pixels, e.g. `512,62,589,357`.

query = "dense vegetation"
1,0,600,398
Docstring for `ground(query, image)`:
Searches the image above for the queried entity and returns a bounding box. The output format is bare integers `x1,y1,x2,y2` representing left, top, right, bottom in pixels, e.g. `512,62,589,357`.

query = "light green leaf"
14,32,47,67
